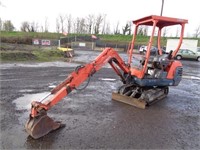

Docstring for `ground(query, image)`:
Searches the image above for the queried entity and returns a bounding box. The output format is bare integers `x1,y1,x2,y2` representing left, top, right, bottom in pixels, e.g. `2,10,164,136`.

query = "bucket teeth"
25,114,63,139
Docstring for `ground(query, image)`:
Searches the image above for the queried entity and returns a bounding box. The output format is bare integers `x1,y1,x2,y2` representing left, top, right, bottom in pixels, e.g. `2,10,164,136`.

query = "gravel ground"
0,51,200,149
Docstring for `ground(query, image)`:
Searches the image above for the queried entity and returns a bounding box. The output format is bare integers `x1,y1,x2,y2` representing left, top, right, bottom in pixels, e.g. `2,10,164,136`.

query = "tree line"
0,14,132,35
0,14,200,37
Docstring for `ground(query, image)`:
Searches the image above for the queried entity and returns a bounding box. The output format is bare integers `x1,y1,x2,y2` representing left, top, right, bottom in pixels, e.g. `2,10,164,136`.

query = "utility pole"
160,0,164,16
157,0,165,51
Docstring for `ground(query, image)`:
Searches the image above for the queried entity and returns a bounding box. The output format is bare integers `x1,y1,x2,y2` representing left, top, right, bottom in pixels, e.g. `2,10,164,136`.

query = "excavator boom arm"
30,48,130,117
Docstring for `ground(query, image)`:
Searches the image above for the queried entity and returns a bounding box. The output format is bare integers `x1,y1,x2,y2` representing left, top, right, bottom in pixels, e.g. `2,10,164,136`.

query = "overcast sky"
1,0,200,36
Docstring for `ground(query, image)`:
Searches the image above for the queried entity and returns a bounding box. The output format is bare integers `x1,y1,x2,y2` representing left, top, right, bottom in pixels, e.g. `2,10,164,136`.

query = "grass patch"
1,31,62,39
0,51,36,61
1,31,199,46
32,49,64,61
0,49,64,62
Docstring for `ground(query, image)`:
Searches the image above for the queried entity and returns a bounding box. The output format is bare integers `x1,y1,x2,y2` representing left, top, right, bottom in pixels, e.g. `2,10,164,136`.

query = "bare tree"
0,18,2,31
73,17,86,34
59,14,66,33
128,21,132,35
30,22,35,32
72,19,76,33
162,27,168,37
44,17,49,32
56,18,60,33
66,14,72,34
94,14,104,34
29,21,39,32
21,21,38,32
105,22,111,34
86,14,94,34
194,24,200,38
137,25,148,36
79,18,87,33
2,20,15,31
40,24,44,32
114,21,120,34
144,26,148,36
122,23,128,35
101,14,107,34
75,17,80,33
175,26,180,37
122,22,131,35
20,21,30,32
137,26,143,35
56,14,69,33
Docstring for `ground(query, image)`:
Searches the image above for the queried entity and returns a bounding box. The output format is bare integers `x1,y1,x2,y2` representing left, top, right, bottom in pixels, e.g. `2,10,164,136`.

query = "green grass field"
1,31,62,39
1,31,199,62
0,49,65,62
1,31,199,46
0,31,200,46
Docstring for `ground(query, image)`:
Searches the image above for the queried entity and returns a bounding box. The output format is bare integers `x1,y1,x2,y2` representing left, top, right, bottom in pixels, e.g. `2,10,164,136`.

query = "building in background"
166,39,198,53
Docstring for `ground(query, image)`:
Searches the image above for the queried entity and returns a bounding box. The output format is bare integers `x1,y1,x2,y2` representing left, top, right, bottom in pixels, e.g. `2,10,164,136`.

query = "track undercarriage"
112,84,169,109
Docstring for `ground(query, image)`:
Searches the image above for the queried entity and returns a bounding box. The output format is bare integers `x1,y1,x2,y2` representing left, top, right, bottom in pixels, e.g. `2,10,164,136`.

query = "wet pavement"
0,50,200,149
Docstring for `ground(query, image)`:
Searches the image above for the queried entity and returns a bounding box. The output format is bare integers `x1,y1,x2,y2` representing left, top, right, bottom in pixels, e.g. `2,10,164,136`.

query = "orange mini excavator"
25,15,188,139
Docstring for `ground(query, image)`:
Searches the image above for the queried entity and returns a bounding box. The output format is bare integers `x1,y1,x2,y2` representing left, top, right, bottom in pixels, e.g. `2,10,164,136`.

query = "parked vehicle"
176,49,200,61
139,45,166,55
197,47,200,54
139,45,146,54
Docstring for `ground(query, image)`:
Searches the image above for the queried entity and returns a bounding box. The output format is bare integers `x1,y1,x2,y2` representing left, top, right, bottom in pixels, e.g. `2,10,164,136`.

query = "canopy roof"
133,15,188,28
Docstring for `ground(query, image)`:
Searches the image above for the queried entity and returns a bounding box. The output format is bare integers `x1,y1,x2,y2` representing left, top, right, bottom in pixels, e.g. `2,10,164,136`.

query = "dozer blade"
112,92,147,109
25,114,63,139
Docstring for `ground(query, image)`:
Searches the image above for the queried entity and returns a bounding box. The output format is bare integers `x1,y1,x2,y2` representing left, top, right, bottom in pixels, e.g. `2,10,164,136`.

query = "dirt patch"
1,37,32,45
0,51,36,61
0,43,57,51
0,43,65,61
0,50,65,61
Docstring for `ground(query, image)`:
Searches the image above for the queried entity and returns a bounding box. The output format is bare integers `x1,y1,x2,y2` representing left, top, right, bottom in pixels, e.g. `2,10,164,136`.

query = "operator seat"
152,50,173,70
144,51,173,78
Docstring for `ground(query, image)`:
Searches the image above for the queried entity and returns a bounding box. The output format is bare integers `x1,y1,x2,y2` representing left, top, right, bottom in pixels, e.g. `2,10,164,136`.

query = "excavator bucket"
25,114,63,139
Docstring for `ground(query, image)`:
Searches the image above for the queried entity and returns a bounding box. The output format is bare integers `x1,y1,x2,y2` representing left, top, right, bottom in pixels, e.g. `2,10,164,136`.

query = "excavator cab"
127,15,187,83
25,15,188,139
113,15,188,107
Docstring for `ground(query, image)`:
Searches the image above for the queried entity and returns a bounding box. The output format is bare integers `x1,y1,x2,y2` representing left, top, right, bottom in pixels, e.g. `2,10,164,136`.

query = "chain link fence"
60,35,140,51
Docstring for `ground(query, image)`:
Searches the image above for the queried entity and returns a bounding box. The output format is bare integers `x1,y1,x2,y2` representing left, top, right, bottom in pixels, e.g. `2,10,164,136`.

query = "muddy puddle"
98,78,117,81
13,92,50,110
182,75,200,80
13,77,117,112
0,61,80,69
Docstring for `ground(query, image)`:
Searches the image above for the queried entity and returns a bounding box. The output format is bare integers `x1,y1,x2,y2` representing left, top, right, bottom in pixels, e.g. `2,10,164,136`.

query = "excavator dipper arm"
26,47,130,139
